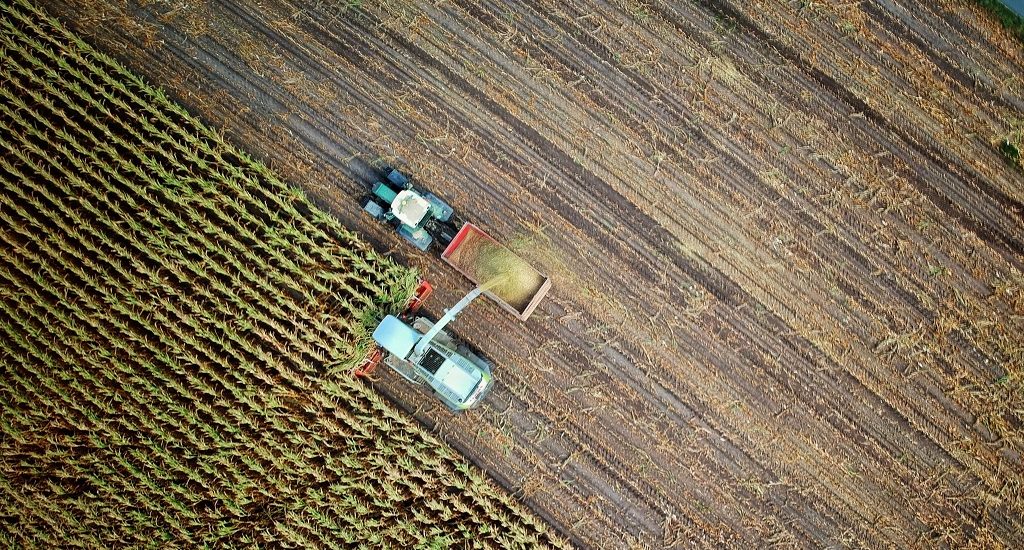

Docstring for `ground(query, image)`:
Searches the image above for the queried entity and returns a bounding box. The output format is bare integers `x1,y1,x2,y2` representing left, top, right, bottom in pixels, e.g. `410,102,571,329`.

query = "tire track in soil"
38,0,1024,548
493,0,1007,532
506,0,952,368
736,2,1024,220
693,0,1024,263
863,1,1024,114
636,0,1020,463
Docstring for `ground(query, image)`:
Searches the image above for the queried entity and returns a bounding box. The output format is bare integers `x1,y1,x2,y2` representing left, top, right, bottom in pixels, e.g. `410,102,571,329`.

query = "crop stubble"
35,0,1024,547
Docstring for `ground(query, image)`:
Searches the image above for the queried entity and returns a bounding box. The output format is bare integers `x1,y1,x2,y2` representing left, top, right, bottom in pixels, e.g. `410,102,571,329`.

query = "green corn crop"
0,1,569,548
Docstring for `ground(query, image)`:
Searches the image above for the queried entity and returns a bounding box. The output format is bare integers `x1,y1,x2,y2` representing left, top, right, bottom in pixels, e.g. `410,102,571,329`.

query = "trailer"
441,223,551,321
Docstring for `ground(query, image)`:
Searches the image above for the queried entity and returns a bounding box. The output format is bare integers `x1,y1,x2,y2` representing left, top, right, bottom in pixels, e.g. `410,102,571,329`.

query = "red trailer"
441,223,551,321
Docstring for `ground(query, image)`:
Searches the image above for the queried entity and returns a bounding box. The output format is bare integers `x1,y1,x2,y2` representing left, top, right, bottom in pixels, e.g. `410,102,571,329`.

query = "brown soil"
39,0,1024,547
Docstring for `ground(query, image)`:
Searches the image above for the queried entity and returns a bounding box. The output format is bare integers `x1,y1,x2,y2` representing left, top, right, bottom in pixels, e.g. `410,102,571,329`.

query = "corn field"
0,1,567,547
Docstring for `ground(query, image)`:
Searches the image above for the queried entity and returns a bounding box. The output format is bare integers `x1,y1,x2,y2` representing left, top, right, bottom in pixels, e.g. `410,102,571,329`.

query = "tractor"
361,168,460,251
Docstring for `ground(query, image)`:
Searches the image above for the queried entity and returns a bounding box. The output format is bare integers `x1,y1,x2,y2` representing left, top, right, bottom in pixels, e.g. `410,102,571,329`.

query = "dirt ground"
39,0,1024,547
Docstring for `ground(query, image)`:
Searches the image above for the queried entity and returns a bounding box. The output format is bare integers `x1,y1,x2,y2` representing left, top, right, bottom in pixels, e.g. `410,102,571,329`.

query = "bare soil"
40,0,1024,547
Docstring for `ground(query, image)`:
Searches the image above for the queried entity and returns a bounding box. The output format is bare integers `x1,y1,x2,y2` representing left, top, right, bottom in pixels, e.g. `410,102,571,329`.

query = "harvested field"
29,0,1024,547
0,1,569,547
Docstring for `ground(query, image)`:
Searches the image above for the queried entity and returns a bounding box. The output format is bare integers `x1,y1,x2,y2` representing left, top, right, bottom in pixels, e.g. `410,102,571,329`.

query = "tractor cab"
361,169,457,251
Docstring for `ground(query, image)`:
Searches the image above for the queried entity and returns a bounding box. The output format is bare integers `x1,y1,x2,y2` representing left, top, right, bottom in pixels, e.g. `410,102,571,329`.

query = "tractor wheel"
361,196,386,220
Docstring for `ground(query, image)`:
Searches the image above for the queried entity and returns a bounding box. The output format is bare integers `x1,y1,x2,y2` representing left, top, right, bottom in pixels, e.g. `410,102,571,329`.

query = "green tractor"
361,168,459,251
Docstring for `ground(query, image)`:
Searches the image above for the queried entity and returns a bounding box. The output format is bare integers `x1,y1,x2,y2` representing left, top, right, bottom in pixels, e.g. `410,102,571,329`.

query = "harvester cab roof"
367,287,493,411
